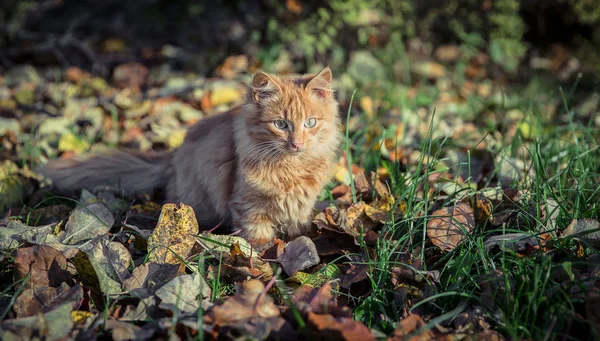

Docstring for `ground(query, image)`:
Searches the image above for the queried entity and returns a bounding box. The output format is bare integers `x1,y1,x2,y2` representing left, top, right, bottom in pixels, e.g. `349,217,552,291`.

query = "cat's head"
242,67,340,159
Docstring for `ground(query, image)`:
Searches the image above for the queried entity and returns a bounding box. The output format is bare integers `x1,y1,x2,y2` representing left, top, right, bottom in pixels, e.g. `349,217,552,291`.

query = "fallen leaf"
71,237,131,295
427,203,475,252
259,238,285,259
345,201,378,235
62,203,114,245
312,230,358,256
306,311,376,341
364,193,398,223
205,279,280,325
586,286,600,336
230,242,246,259
287,264,341,288
147,203,199,265
340,263,370,289
155,273,211,313
58,131,90,153
293,281,343,315
391,314,434,340
276,236,320,276
216,55,249,79
483,233,540,253
208,87,243,107
0,302,73,341
561,219,600,249
471,194,493,223
13,245,72,288
112,62,148,89
13,283,83,318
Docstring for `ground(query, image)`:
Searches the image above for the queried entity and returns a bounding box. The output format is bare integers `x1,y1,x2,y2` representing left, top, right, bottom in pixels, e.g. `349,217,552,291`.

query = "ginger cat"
39,68,341,245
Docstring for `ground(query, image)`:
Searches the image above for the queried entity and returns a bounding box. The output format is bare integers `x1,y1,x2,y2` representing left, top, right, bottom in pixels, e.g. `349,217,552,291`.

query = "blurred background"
1,0,599,81
0,0,598,165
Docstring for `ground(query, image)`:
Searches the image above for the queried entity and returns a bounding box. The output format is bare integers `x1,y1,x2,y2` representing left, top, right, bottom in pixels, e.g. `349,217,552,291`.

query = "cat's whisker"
241,141,282,168
240,143,277,166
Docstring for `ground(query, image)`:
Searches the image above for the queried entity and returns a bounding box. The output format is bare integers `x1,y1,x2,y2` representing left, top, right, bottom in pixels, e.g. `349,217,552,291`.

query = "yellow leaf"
334,164,351,184
230,242,246,259
209,87,242,107
72,310,93,324
167,129,187,149
58,132,90,153
147,203,199,264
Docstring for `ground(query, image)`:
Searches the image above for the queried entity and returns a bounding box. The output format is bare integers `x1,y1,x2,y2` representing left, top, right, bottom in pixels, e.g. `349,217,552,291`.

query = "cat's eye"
274,120,288,130
304,118,317,128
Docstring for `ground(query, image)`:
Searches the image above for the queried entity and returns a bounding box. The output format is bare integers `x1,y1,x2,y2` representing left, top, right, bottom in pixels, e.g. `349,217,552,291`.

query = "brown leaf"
122,263,181,294
230,242,246,259
205,279,280,326
112,62,148,89
104,319,146,341
147,203,199,265
306,311,375,341
340,263,370,289
293,282,341,315
286,0,303,14
65,67,90,83
364,193,398,224
13,245,72,288
313,206,344,233
276,236,320,276
586,286,600,336
259,238,285,259
312,230,358,256
427,203,475,252
345,201,378,235
561,219,600,249
471,194,492,223
391,314,434,340
13,283,83,318
216,55,249,79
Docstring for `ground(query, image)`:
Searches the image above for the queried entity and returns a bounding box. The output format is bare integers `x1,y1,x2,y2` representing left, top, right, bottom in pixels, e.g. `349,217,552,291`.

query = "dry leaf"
259,238,285,259
391,314,434,340
62,203,114,245
72,237,131,295
13,283,83,318
306,311,376,341
561,219,600,249
205,279,280,326
147,203,199,264
427,203,475,252
276,236,320,276
112,62,148,89
13,245,72,288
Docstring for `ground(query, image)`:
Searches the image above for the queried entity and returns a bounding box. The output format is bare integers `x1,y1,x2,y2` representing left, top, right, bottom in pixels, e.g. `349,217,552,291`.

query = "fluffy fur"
39,68,342,244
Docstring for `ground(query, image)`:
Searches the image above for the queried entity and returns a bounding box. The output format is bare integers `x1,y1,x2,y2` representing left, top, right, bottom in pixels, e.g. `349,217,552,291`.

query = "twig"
252,267,282,315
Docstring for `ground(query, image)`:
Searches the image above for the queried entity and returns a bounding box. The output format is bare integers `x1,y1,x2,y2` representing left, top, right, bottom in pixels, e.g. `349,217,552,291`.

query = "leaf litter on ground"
0,51,599,340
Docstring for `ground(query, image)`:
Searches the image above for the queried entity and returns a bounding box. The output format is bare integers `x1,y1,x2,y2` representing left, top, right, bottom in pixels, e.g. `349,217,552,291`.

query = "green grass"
340,78,600,340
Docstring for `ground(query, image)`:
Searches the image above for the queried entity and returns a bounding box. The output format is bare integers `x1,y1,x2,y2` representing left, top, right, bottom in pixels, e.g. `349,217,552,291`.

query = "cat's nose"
290,141,304,151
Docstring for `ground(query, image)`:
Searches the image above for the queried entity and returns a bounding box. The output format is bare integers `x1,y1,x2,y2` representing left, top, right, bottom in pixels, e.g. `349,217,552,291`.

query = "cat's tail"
37,150,174,196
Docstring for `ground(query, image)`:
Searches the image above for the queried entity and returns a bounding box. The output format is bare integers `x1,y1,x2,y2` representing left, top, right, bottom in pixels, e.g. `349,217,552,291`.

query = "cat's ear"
251,71,281,103
306,67,333,99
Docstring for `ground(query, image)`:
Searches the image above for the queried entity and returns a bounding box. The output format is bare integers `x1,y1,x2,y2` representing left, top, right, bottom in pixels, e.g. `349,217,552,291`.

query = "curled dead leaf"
561,219,600,249
205,279,279,326
147,203,199,265
392,314,434,340
306,311,376,341
427,203,475,252
13,245,72,289
276,236,320,276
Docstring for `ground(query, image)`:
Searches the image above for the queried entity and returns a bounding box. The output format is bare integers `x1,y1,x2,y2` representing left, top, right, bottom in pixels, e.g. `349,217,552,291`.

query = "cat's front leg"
233,209,277,249
283,213,314,240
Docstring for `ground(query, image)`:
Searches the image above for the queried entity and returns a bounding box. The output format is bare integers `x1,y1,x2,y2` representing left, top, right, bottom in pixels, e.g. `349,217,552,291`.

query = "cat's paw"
249,238,275,253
